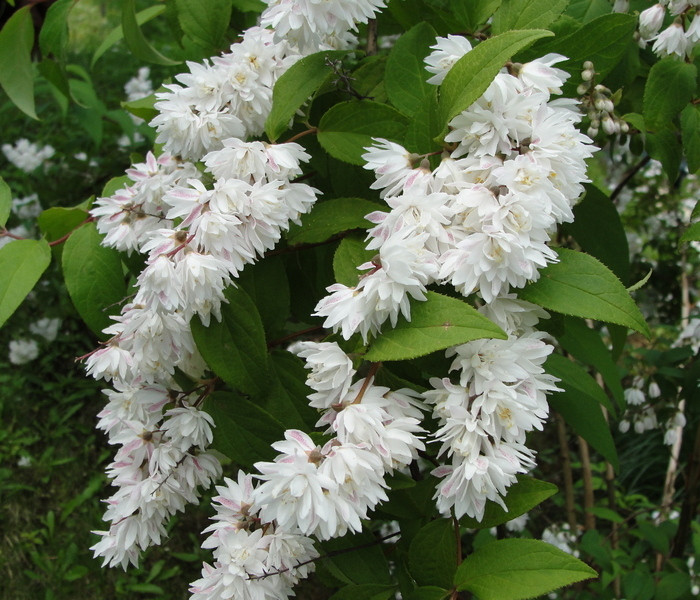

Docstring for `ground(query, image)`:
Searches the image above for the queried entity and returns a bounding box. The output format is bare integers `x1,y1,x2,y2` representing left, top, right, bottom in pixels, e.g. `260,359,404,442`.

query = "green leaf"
266,50,348,141
438,29,553,137
452,0,502,30
175,0,232,51
121,93,158,122
265,350,320,431
62,224,127,336
519,248,650,337
0,7,37,119
627,269,652,293
492,0,569,34
102,175,131,198
318,100,410,165
0,239,51,328
352,55,387,101
654,573,691,600
647,126,683,181
385,22,438,116
404,89,442,154
333,234,376,287
404,587,450,600
321,530,393,585
238,257,290,337
546,353,618,470
681,221,700,243
202,391,284,467
37,207,88,242
408,519,457,588
39,0,75,59
0,177,10,228
365,291,507,362
122,0,180,66
681,104,700,173
454,539,597,599
565,0,610,22
460,475,558,530
556,316,623,409
563,185,630,284
329,584,396,600
92,5,166,67
287,198,383,245
191,286,270,398
643,59,696,132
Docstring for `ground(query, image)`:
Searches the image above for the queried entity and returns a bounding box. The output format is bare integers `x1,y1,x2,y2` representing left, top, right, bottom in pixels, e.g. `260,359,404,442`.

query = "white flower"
12,194,42,220
2,139,55,172
624,387,646,406
424,35,473,85
652,22,690,58
293,341,356,410
518,54,569,94
9,339,39,365
29,317,62,342
639,4,666,40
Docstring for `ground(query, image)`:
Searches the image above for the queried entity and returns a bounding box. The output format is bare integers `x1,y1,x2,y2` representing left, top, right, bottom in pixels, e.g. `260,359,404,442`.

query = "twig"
557,413,578,531
578,436,596,531
366,19,378,56
351,362,381,404
247,531,400,580
610,155,651,203
284,128,318,144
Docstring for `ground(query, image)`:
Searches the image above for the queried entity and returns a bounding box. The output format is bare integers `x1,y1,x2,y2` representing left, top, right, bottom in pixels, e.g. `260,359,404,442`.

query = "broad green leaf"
452,0,502,30
191,286,270,398
0,177,10,227
102,175,131,198
265,50,348,141
408,519,457,588
404,89,442,154
202,391,284,467
623,570,655,600
681,221,700,243
492,0,569,34
556,316,623,408
62,223,127,336
92,5,166,67
238,257,290,337
175,0,232,50
287,198,383,245
519,248,650,337
563,185,630,283
265,350,320,431
37,59,71,106
546,353,618,469
329,584,396,600
365,291,507,361
627,269,652,293
681,104,700,173
321,530,393,585
654,573,691,600
38,207,88,243
378,476,439,521
0,239,51,327
352,55,387,101
460,475,558,530
454,539,597,599
121,93,158,122
0,7,37,119
333,234,375,287
647,126,683,182
318,100,410,165
404,588,450,600
643,59,696,132
385,22,438,116
122,0,180,66
232,0,265,11
438,29,553,137
39,0,75,59
565,0,610,22
589,506,624,523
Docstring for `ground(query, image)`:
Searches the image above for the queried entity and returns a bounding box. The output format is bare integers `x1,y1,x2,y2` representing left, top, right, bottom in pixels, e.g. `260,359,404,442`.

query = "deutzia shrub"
2,0,699,599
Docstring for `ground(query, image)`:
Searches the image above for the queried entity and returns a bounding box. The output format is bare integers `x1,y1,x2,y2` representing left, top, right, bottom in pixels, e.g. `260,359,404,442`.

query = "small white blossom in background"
17,456,32,468
29,318,62,342
9,339,40,365
12,194,42,220
542,523,580,557
124,67,154,102
2,139,55,172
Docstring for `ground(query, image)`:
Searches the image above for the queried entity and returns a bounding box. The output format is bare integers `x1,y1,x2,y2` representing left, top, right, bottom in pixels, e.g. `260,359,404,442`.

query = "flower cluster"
2,138,55,173
638,0,699,59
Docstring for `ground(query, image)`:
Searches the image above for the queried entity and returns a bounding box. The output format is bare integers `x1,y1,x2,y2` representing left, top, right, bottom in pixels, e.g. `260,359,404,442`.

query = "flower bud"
581,69,594,81
577,83,590,95
602,116,616,135
620,121,630,133
583,60,594,70
613,0,629,12
587,126,599,138
604,99,615,113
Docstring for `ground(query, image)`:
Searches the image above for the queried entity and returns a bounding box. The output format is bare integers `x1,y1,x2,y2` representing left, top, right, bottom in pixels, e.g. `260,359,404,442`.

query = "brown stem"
284,127,318,144
671,419,700,558
366,19,378,56
578,436,596,531
247,531,400,580
610,155,651,203
557,413,578,531
351,362,381,404
452,512,462,564
267,325,324,349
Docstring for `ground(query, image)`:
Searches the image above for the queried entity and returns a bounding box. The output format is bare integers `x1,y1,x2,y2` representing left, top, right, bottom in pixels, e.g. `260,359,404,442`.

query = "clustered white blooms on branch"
637,0,700,59
84,0,599,596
